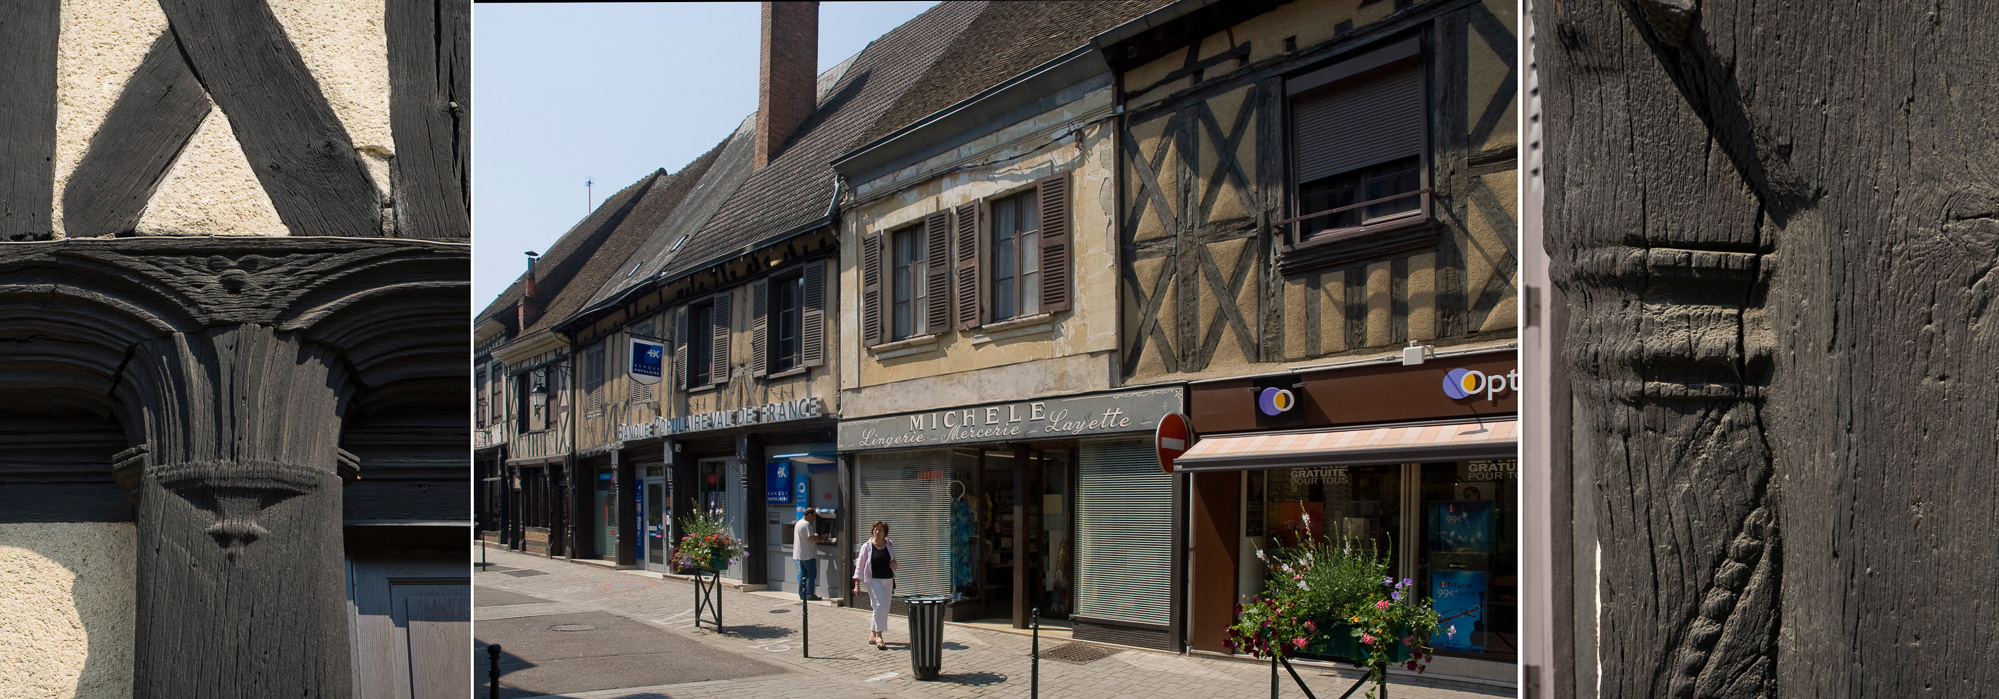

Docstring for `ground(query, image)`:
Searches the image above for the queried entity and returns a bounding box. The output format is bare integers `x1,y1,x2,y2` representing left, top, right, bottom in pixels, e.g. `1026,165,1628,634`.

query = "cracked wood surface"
1538,1,1999,696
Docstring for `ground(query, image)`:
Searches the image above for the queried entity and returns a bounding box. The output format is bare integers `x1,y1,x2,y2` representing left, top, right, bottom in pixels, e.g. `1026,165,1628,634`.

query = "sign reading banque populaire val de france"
837,387,1183,450
617,396,824,442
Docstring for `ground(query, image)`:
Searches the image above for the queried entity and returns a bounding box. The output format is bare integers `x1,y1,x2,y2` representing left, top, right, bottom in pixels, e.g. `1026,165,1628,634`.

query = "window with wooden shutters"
751,279,769,377
584,343,605,417
860,232,885,346
989,191,1040,322
685,303,710,388
766,271,804,373
890,225,925,340
923,211,952,332
673,307,690,391
1287,36,1427,244
954,201,981,329
801,260,825,367
708,291,730,385
1037,172,1072,313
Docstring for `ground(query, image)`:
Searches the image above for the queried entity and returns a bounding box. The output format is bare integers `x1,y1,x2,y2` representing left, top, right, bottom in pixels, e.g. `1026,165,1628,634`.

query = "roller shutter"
1076,436,1173,626
1292,60,1424,183
855,450,953,598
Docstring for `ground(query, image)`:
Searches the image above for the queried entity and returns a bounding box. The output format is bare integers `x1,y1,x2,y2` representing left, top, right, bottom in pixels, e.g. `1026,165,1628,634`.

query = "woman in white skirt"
852,520,897,650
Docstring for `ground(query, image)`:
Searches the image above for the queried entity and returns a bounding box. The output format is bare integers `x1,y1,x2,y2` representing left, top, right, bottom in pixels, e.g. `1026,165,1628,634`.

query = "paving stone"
476,548,1515,699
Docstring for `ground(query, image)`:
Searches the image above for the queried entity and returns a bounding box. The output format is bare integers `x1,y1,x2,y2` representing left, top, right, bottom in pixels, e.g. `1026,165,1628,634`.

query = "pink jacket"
852,539,896,584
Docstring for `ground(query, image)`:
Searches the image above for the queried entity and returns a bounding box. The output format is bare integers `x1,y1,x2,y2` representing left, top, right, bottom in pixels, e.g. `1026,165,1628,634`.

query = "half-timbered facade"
0,0,470,695
1099,0,1520,685
832,0,1189,649
476,170,686,560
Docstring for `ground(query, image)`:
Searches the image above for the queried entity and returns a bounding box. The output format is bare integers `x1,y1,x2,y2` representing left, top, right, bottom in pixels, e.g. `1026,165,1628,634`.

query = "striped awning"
1173,417,1517,472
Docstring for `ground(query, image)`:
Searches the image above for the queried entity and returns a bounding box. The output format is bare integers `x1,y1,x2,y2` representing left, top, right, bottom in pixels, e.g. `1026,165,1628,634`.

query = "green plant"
1224,517,1448,699
674,509,746,572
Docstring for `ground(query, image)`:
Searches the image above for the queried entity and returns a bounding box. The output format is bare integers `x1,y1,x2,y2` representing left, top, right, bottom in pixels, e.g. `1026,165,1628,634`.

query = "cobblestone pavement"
475,548,1516,699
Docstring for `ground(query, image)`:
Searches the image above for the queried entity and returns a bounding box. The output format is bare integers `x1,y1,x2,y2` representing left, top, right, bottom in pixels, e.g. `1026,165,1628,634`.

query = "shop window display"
1418,460,1517,660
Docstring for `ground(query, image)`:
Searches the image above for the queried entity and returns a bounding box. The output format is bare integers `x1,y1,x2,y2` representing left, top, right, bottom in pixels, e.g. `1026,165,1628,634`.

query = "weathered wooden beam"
119,326,355,697
0,0,59,241
156,0,382,237
62,31,211,238
387,0,471,241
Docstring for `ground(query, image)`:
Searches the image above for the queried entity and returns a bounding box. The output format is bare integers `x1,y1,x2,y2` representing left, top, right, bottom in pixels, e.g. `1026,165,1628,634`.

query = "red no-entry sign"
1156,413,1193,474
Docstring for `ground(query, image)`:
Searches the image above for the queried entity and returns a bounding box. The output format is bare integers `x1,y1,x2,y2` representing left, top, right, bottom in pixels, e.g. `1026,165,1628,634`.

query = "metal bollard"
1031,608,1040,699
487,643,502,699
802,596,810,659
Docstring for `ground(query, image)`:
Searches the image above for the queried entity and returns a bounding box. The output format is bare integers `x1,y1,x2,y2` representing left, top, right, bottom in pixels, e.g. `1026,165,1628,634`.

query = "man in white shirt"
793,508,825,601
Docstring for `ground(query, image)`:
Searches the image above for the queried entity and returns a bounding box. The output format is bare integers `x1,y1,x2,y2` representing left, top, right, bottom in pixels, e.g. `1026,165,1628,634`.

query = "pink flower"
1375,600,1391,610
1361,633,1375,645
1303,621,1316,632
1292,637,1307,649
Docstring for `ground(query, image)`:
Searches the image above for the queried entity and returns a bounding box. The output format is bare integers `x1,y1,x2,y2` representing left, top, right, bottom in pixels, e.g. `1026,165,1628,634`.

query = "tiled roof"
474,172,665,326
563,1,1170,326
856,0,1171,148
528,144,726,336
579,118,758,312
660,1,986,279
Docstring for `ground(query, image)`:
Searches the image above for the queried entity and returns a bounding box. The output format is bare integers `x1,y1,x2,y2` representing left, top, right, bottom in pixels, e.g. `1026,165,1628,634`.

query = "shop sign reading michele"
838,388,1183,450
617,397,825,441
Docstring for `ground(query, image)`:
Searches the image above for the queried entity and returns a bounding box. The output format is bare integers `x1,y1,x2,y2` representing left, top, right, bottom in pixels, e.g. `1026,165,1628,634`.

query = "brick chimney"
518,252,542,329
755,1,819,169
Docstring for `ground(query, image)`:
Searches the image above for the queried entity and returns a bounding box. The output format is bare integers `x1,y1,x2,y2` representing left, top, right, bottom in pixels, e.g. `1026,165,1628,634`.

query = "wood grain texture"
0,0,59,241
155,0,382,237
62,31,211,238
120,326,354,697
1538,0,1999,696
387,0,470,241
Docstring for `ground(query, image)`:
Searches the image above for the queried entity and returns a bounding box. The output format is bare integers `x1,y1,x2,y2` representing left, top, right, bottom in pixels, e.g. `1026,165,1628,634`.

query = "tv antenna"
585,178,594,212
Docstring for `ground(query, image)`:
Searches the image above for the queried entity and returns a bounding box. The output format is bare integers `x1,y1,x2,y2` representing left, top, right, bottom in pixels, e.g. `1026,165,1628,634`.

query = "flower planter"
1304,621,1412,664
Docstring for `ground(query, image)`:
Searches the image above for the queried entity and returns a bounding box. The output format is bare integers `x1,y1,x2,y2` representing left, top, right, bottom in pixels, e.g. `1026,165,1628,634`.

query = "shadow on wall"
0,523,136,699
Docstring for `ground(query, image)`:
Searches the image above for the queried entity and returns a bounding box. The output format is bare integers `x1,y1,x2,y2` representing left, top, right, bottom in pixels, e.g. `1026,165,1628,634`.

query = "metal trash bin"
902,595,950,680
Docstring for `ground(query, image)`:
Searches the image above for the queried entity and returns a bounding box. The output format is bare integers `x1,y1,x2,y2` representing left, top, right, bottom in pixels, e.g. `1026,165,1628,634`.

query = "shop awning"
1173,417,1516,472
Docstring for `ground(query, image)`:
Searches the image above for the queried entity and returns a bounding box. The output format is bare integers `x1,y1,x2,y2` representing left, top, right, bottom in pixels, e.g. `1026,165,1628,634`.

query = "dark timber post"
117,326,356,695
1537,1,1999,697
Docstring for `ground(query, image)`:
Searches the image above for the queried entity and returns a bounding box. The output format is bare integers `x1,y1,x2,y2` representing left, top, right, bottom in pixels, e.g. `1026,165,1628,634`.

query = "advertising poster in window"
1432,570,1486,652
1427,497,1494,553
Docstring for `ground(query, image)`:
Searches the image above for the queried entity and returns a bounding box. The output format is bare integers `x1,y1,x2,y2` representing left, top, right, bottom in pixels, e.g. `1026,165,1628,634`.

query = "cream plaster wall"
52,0,393,238
51,0,164,239
840,87,1122,414
0,523,135,699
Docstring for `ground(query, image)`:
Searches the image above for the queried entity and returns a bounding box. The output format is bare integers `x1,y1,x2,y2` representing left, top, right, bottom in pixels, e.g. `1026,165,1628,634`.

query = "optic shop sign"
617,397,824,441
1442,367,1518,402
838,388,1183,450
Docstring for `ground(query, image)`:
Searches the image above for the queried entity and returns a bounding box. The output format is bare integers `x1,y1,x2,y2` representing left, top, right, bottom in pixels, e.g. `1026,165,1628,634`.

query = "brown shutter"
923,210,951,333
673,307,688,391
802,260,826,366
860,232,884,346
954,201,981,329
709,291,731,385
750,279,769,377
1036,173,1072,313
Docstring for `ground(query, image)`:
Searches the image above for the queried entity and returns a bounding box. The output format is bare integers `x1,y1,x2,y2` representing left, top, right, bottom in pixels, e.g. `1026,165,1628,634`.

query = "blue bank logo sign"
630,339,664,385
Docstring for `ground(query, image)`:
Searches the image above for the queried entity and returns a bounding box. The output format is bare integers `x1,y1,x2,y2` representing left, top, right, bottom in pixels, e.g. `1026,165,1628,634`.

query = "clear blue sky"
472,2,938,312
